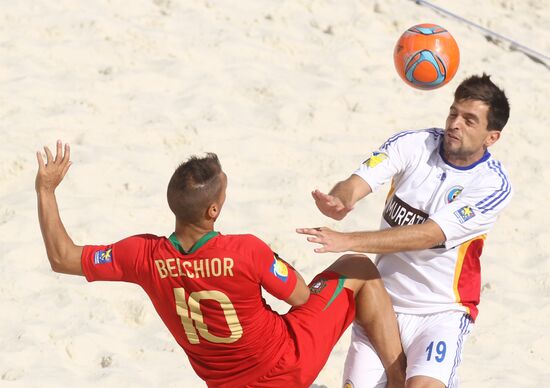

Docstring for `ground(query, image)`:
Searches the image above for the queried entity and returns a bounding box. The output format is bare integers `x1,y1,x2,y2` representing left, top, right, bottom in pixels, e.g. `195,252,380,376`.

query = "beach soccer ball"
393,23,459,90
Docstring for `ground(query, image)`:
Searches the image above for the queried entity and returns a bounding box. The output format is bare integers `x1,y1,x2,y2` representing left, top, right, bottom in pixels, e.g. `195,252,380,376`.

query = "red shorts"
248,271,356,387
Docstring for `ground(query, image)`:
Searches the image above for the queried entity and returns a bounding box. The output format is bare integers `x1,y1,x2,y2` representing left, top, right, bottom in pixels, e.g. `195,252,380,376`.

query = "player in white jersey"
297,74,512,388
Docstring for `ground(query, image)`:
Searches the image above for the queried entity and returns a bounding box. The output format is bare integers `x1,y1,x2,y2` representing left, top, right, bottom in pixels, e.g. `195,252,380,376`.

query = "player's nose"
447,115,464,130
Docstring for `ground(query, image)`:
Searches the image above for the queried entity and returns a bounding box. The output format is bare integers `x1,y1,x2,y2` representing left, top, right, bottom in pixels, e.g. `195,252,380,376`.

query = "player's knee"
329,254,381,281
406,375,445,388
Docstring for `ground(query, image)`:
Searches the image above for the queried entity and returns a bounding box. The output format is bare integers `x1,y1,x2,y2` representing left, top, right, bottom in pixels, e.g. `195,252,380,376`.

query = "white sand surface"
1,1,549,386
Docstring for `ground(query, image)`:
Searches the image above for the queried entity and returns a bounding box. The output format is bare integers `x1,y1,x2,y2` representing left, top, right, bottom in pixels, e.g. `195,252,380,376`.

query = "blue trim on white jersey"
380,130,417,150
448,314,472,388
439,144,492,170
476,160,512,214
380,128,443,151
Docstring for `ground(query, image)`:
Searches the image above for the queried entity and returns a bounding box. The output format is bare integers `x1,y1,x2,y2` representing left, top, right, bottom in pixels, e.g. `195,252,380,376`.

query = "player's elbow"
46,245,84,275
294,288,311,306
286,285,311,306
49,259,83,275
421,220,447,249
48,255,66,273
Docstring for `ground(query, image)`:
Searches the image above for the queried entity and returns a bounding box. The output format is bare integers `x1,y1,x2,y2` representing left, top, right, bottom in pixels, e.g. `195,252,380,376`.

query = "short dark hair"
167,153,223,223
454,74,510,131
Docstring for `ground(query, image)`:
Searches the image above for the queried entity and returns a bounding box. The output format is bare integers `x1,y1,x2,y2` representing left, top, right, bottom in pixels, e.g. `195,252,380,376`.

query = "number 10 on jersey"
174,287,243,344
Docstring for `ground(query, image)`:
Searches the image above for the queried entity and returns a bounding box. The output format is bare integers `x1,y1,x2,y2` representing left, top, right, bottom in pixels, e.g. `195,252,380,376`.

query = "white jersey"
354,128,512,320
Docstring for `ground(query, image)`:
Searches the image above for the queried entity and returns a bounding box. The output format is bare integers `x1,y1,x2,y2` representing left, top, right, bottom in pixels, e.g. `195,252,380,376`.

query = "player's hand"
35,140,72,194
296,226,350,253
311,189,352,220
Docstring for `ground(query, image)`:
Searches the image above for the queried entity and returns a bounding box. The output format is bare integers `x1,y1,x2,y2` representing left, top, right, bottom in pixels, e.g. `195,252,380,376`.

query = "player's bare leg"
406,376,445,388
328,254,406,388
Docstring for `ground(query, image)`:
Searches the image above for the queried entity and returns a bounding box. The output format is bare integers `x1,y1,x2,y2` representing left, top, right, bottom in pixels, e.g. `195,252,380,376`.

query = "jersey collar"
439,143,491,170
168,231,219,255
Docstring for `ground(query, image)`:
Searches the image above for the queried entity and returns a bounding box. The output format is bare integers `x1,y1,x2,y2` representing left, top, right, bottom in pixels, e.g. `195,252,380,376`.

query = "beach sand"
1,1,549,386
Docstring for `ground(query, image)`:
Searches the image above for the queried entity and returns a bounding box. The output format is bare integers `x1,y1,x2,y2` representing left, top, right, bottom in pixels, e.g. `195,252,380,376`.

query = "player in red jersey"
36,141,406,387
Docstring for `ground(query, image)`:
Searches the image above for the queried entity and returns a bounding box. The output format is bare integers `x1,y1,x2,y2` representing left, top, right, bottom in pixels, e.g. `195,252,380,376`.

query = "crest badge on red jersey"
309,278,327,294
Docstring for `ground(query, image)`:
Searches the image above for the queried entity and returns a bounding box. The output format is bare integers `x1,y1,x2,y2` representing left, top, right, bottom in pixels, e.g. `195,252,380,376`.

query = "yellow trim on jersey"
453,234,486,314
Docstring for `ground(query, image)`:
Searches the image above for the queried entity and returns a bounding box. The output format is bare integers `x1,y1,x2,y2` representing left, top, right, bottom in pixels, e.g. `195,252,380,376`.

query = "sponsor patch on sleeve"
270,253,289,282
454,206,476,223
362,151,388,168
93,248,113,265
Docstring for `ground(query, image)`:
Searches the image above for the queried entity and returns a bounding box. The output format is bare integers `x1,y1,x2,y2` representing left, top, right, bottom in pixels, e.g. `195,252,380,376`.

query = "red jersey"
81,232,298,387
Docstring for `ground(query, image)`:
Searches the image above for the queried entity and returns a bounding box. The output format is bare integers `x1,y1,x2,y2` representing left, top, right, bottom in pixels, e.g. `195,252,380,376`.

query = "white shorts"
343,311,473,388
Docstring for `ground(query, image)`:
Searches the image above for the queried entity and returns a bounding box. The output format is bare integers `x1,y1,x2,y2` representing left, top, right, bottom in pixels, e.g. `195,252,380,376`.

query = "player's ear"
484,130,501,148
206,203,219,220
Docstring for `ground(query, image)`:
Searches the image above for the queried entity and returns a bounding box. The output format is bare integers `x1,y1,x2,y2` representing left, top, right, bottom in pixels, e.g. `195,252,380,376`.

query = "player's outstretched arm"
36,140,84,276
313,175,372,220
297,220,446,254
296,226,352,253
